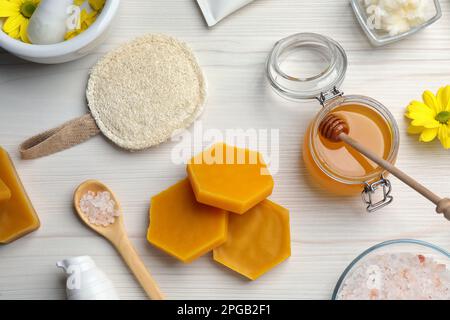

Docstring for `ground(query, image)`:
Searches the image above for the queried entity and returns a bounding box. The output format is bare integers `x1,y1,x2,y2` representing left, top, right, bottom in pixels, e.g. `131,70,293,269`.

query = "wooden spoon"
319,114,450,221
74,179,164,300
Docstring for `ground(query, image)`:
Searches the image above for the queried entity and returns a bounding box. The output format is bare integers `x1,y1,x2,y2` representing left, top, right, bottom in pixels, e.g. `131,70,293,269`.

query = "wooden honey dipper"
319,114,450,221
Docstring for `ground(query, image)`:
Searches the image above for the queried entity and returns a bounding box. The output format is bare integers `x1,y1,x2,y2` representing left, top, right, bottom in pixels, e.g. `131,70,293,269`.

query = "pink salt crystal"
418,254,426,264
369,289,379,300
79,190,120,227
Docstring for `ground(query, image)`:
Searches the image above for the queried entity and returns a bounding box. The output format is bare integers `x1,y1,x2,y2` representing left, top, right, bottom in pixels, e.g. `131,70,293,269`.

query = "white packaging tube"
196,0,255,27
57,256,120,300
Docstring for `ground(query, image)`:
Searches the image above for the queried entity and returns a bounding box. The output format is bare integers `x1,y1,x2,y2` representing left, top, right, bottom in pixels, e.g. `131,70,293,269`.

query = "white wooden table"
1,0,450,300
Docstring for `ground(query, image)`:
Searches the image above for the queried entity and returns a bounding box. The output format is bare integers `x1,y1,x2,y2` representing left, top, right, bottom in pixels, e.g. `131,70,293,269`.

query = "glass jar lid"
266,33,348,101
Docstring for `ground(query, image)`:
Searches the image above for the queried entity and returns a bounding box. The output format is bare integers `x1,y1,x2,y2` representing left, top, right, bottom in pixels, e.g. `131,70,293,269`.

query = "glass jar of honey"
266,33,400,212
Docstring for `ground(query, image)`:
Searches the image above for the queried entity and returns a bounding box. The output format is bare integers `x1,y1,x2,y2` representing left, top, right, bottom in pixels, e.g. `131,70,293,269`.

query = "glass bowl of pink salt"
333,239,450,300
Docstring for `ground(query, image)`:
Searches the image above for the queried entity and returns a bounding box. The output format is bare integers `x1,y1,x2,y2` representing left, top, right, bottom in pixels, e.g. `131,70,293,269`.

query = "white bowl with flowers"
0,0,120,64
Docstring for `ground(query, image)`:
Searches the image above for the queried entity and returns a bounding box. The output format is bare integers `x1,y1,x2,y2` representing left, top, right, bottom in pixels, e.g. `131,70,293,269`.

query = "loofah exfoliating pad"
20,34,206,159
86,34,207,151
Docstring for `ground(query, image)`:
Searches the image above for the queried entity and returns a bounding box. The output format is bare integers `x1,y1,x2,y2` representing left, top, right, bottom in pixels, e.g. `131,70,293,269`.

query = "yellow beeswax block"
0,147,40,244
187,143,274,214
147,178,228,263
213,199,291,280
0,179,11,202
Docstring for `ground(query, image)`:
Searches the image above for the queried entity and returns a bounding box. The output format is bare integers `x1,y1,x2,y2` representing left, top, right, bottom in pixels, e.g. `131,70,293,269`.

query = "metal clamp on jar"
266,33,399,212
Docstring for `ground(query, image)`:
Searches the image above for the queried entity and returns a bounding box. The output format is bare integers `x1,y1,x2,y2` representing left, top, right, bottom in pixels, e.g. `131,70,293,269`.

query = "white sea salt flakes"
80,191,120,227
338,252,450,300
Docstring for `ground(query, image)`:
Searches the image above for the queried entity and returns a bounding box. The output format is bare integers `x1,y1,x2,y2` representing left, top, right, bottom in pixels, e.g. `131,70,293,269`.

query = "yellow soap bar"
187,143,274,214
0,179,11,202
213,199,291,280
0,147,40,244
147,178,228,263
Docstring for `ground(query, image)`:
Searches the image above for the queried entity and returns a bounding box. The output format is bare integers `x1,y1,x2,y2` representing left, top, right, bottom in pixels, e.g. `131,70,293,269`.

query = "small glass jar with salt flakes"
333,239,450,300
351,0,442,46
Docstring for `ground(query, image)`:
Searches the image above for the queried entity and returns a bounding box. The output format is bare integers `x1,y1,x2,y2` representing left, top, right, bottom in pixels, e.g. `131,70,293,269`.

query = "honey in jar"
0,147,40,244
303,98,399,196
266,33,400,211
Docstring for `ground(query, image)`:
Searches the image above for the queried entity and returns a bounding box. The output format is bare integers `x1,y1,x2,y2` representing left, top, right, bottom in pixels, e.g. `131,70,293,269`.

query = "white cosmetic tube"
196,0,255,27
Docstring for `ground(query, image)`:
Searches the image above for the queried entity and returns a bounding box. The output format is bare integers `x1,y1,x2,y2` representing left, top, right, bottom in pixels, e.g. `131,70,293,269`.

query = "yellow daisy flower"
405,86,450,149
0,0,40,43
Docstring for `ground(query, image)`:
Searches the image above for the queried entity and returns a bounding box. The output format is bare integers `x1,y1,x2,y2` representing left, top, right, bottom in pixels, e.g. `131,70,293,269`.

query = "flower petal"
405,101,435,120
84,10,97,27
3,14,23,34
443,86,450,112
20,18,30,43
0,0,20,17
8,26,20,39
419,127,439,142
437,86,450,112
438,125,450,149
423,120,441,128
406,111,433,120
407,100,433,112
409,101,435,113
411,118,440,128
407,125,424,135
423,90,442,114
65,29,82,40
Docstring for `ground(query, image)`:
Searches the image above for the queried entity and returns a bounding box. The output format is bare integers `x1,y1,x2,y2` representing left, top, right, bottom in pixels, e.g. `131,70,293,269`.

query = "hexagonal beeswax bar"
187,143,274,214
147,178,228,263
213,199,291,280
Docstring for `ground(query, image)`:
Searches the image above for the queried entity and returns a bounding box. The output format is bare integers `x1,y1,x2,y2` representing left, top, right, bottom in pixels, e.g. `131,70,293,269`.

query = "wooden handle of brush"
114,233,165,300
339,133,450,221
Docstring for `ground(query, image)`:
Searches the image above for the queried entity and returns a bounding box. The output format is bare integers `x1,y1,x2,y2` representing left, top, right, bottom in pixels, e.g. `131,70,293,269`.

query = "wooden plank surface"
0,0,449,300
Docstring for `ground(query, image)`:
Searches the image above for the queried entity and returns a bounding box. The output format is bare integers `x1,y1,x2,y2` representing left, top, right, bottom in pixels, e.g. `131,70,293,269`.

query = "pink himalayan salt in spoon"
79,190,120,227
74,180,164,300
